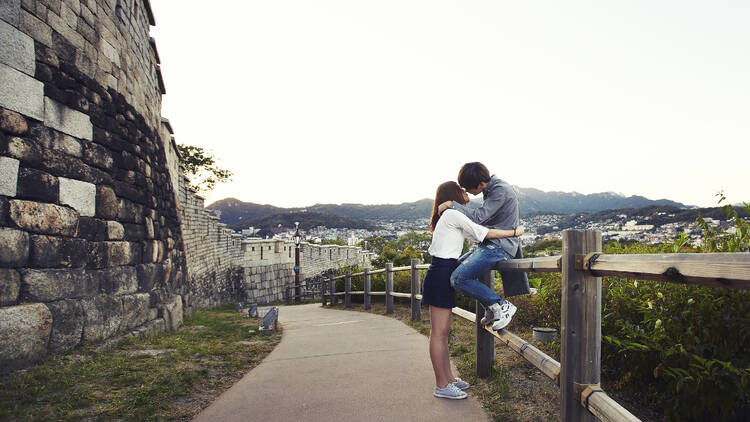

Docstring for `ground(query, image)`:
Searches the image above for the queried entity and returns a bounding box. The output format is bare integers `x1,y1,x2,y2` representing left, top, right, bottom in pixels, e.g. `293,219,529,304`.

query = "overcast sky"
150,1,749,208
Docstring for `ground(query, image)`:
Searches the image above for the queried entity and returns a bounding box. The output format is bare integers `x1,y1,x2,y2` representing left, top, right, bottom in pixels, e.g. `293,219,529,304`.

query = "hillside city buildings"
252,212,745,254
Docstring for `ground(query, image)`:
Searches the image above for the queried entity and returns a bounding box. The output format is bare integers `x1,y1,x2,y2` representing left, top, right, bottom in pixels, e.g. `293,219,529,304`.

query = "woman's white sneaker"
453,377,470,390
434,383,468,399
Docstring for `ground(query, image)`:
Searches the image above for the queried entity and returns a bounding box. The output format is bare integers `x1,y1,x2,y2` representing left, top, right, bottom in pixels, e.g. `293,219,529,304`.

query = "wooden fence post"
561,229,602,422
410,258,421,321
321,280,327,306
476,270,494,378
329,274,337,307
364,268,371,310
385,262,394,314
345,271,352,308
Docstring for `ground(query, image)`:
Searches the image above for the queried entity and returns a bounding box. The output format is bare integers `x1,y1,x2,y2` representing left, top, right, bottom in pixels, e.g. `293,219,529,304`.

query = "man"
437,162,529,330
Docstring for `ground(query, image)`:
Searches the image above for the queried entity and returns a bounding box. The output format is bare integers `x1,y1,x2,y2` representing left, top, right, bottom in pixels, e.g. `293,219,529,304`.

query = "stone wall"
175,185,375,306
176,171,243,313
0,0,185,372
0,0,376,372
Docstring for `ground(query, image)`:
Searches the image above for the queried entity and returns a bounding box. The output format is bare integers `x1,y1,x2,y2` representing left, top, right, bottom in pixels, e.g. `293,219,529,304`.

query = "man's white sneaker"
434,383,468,399
490,302,517,331
480,306,494,326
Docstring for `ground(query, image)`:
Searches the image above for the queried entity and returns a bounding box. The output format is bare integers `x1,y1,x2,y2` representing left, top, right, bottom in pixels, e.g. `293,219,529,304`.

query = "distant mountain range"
206,189,692,231
517,188,687,215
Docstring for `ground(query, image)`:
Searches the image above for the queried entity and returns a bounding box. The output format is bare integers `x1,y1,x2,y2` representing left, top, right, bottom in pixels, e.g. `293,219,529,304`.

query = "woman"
423,181,523,400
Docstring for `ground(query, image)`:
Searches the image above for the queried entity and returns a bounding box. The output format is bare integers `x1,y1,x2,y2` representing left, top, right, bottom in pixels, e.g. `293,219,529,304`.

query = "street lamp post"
293,222,301,303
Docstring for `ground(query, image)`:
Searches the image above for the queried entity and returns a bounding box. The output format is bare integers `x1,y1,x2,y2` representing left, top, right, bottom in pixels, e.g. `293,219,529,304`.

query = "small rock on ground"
126,349,176,357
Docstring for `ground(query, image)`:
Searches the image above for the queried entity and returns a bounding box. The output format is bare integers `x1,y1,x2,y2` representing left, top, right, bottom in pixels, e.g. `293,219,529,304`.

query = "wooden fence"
302,229,750,422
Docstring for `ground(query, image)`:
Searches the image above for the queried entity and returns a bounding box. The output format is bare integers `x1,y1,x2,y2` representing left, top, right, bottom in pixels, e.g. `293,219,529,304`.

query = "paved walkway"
193,304,489,421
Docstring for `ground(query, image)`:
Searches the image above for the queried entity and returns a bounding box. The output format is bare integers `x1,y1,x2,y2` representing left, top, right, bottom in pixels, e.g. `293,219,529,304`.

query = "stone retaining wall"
0,0,376,372
176,171,243,313
175,192,375,306
0,0,185,372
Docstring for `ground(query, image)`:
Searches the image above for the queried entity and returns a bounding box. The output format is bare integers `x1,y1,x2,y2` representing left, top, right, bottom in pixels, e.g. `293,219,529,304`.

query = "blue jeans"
450,243,513,308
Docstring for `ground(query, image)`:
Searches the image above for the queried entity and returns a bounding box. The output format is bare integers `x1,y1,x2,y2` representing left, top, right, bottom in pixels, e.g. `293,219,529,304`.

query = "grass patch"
0,305,281,422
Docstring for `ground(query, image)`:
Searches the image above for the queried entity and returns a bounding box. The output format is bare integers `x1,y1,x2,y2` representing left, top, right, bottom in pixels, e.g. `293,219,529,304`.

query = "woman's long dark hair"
429,181,468,232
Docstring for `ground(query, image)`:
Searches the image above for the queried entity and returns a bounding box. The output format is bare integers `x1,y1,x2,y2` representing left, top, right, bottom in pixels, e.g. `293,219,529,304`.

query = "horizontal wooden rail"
415,264,430,270
415,294,422,300
349,290,365,295
391,265,412,272
587,390,641,422
368,268,386,275
369,291,386,296
495,256,561,273
451,307,561,382
580,252,750,290
451,306,640,422
389,292,411,298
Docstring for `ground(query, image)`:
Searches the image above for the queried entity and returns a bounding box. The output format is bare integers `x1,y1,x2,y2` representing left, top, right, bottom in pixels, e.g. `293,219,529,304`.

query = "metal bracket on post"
575,253,601,271
574,382,603,409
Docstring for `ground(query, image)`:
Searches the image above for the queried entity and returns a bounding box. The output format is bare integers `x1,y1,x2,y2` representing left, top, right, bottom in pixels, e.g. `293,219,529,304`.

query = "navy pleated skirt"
421,257,459,309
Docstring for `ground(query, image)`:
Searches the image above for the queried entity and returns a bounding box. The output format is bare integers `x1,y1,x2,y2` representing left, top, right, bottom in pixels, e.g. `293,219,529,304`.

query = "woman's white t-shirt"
428,209,489,259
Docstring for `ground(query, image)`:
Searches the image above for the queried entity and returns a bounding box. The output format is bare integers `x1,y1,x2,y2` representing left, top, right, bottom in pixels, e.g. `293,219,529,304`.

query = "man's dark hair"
457,162,491,190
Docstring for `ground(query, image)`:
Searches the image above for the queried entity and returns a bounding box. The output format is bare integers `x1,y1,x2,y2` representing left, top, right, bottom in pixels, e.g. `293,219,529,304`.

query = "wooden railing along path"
297,230,750,422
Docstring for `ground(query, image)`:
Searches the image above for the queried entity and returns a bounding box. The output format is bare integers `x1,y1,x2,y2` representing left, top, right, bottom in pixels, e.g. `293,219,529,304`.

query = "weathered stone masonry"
176,175,374,308
0,0,184,372
0,0,374,372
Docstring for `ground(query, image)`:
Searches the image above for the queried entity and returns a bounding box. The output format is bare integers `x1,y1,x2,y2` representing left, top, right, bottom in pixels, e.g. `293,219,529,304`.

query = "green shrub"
513,198,750,421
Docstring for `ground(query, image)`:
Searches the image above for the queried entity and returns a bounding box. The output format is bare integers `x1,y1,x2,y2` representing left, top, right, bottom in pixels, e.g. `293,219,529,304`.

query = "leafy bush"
513,198,750,421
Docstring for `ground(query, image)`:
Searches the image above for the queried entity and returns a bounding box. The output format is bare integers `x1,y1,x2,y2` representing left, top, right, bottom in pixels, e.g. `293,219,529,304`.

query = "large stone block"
161,294,183,331
0,108,29,135
97,266,137,295
106,221,123,240
30,235,88,268
9,199,78,236
0,0,21,26
0,303,52,372
58,176,95,216
44,97,92,140
0,156,19,197
0,268,21,306
34,127,82,157
82,141,113,169
20,8,52,47
21,268,98,301
0,136,43,166
0,16,34,76
46,299,84,353
135,262,164,292
0,63,44,120
29,234,62,267
0,227,29,267
104,241,131,266
81,294,122,342
120,293,150,331
95,185,118,219
17,166,58,202
76,216,106,241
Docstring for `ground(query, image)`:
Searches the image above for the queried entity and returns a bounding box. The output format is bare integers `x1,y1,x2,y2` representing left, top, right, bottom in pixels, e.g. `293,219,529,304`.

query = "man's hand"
514,225,525,236
438,201,452,215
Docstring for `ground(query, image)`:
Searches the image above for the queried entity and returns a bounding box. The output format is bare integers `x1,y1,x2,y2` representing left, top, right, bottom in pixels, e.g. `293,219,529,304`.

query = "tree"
177,144,233,193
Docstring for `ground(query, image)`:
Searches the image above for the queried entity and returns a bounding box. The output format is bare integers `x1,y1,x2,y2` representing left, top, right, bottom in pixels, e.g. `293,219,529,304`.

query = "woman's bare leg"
429,305,455,388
